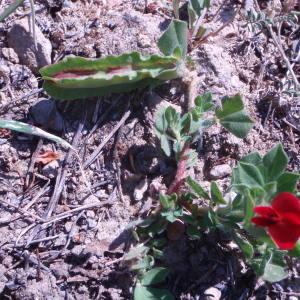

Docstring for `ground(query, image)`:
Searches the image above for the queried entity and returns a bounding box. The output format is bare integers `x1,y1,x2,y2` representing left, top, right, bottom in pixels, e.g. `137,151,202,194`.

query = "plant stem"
267,24,299,89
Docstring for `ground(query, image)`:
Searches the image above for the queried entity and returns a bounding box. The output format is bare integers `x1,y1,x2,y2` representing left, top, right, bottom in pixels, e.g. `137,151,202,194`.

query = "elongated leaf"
0,0,24,22
158,20,188,58
210,181,226,205
141,267,169,286
0,119,72,149
134,284,174,300
40,52,180,100
187,176,210,199
233,233,254,259
216,94,254,138
172,0,180,19
262,144,288,181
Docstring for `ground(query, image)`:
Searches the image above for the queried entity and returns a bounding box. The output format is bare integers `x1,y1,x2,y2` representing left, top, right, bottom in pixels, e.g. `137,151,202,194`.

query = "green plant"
129,143,299,299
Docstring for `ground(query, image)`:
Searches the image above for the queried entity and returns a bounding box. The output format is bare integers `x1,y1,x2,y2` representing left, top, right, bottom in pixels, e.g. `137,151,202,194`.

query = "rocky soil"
0,0,299,299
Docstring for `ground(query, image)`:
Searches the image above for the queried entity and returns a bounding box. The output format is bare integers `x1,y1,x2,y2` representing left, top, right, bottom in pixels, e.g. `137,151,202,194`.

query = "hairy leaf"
216,94,254,138
158,20,188,58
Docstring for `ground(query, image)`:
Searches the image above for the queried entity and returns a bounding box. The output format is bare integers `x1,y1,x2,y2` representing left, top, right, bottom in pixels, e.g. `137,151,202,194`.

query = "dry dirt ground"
0,0,300,299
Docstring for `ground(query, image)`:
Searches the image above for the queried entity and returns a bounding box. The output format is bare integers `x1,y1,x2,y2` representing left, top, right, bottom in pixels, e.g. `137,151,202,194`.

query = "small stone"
133,178,148,201
86,210,95,218
204,287,222,300
8,16,52,72
50,262,69,278
30,99,64,131
42,160,59,178
1,48,19,64
64,221,73,232
87,218,97,229
71,245,85,257
137,34,152,48
54,232,67,247
0,212,12,223
208,164,231,179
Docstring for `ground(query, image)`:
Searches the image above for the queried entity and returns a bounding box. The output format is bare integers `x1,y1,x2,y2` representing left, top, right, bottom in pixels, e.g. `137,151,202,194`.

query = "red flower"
251,192,300,250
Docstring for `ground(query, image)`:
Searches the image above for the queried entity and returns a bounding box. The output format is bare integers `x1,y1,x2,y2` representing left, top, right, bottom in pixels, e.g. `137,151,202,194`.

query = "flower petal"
268,223,300,250
252,216,276,227
254,206,277,218
272,192,300,225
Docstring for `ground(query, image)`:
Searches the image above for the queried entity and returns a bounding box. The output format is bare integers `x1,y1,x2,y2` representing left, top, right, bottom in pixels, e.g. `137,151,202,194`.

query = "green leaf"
262,144,288,181
131,255,155,271
288,243,300,257
123,245,149,261
233,233,254,259
215,94,254,138
240,152,262,166
194,92,214,113
0,119,73,149
40,52,180,100
158,20,188,58
187,176,210,199
0,0,24,22
160,194,177,209
210,181,226,205
172,0,180,19
188,0,210,28
134,285,174,300
277,172,300,193
262,260,288,283
232,162,265,189
141,267,169,286
186,225,202,239
263,182,277,201
160,135,171,156
244,190,255,224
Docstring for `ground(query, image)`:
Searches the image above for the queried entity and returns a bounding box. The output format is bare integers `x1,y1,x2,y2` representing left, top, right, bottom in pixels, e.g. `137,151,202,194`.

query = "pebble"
1,48,19,64
208,164,231,179
30,99,64,131
87,218,97,229
42,160,59,179
204,287,222,300
7,16,52,72
71,245,85,257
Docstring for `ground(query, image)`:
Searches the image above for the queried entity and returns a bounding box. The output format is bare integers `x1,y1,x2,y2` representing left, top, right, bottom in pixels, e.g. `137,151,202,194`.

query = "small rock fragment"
208,164,231,179
30,99,64,131
42,160,59,179
87,218,97,229
204,287,222,300
133,177,148,201
8,17,52,72
1,48,19,64
71,245,85,257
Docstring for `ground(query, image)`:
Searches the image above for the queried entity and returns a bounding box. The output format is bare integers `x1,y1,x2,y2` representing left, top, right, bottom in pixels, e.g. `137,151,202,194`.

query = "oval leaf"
141,267,169,286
